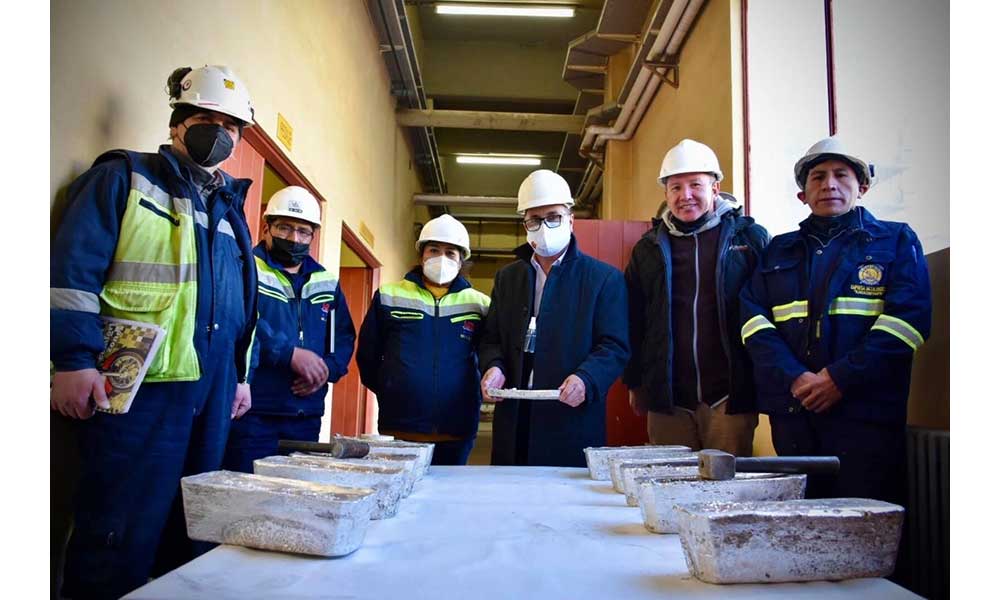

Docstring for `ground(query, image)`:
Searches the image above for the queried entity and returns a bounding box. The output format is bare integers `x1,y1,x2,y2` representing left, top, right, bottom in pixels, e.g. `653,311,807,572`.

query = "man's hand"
232,382,252,419
291,377,326,397
797,368,843,413
51,369,109,419
790,371,822,400
558,374,586,408
628,390,648,417
290,348,329,393
480,367,505,403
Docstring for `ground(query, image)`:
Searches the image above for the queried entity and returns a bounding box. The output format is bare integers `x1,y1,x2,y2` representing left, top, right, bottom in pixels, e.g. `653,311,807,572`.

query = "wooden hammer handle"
278,439,371,458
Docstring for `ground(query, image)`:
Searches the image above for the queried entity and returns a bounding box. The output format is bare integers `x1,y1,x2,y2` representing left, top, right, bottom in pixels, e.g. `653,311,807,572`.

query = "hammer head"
698,449,736,480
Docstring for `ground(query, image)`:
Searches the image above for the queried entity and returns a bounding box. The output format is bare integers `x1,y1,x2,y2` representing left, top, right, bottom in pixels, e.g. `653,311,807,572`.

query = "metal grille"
905,427,949,599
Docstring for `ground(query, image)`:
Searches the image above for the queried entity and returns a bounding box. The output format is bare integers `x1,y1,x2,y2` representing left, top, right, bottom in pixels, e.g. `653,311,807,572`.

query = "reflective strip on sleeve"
218,218,235,239
741,315,777,344
771,300,809,322
50,288,101,313
829,297,884,316
871,314,925,350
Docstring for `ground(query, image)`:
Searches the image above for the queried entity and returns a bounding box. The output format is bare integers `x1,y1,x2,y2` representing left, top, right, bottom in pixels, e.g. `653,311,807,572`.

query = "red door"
573,219,652,446
331,266,373,437
219,139,265,243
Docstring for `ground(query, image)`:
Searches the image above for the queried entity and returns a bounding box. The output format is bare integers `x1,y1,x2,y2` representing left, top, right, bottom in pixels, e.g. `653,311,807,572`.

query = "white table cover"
126,466,918,599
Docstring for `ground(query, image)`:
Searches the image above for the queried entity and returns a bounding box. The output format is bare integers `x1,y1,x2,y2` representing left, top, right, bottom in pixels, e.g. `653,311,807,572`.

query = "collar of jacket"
662,193,739,237
513,232,581,264
651,200,748,243
156,144,252,201
404,266,472,294
795,206,891,241
253,241,325,277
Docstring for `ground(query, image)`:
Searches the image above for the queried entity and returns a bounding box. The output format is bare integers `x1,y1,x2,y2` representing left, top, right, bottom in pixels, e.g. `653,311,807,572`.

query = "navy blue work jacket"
739,207,932,426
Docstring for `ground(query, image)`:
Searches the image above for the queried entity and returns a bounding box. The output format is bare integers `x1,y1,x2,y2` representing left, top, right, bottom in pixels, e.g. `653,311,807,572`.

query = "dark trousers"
428,437,477,466
770,412,907,505
222,412,323,473
61,345,236,600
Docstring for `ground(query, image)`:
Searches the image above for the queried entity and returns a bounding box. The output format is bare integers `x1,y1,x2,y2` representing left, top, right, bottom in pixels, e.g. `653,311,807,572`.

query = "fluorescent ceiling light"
456,154,543,166
436,4,575,18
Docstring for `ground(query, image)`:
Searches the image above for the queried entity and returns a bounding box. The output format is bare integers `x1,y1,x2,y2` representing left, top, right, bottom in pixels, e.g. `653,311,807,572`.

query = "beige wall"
51,0,424,438
52,0,420,280
608,0,740,221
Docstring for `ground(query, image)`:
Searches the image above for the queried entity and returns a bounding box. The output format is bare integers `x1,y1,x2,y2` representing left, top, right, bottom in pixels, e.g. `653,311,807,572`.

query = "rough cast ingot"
609,453,696,493
583,445,692,480
621,462,701,506
339,437,434,475
294,451,421,496
637,473,806,533
675,498,905,584
254,455,408,519
180,471,376,557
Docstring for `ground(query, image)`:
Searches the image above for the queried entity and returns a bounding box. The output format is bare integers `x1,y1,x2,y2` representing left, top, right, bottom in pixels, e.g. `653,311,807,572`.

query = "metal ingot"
340,437,434,475
293,451,421,496
254,455,408,519
637,473,806,533
675,498,904,584
621,463,701,506
180,470,376,557
609,453,696,493
583,445,691,480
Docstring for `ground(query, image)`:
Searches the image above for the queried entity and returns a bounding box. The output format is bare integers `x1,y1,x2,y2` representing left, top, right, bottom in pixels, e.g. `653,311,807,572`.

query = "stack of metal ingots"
180,436,434,557
584,445,905,584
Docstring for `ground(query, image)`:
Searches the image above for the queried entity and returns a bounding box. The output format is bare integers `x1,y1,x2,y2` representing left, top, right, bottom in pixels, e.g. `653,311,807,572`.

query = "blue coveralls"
223,243,356,472
740,207,931,504
51,146,257,599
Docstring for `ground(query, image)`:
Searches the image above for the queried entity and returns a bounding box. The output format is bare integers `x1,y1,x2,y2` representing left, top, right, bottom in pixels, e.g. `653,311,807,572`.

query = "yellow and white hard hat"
658,139,723,187
264,186,322,227
416,214,471,260
794,136,874,190
169,65,255,125
516,169,574,214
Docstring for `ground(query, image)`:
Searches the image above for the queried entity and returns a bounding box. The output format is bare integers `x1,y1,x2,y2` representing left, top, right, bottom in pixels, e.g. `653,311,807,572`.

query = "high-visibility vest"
98,169,201,382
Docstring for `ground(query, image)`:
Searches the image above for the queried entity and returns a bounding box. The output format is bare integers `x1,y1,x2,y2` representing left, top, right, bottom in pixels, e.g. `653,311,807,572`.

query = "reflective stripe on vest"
98,172,200,382
380,280,490,318
872,314,925,350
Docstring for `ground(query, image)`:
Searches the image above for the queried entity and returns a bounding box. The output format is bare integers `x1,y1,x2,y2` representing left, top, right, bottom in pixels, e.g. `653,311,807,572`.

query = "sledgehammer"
277,437,370,458
697,449,840,481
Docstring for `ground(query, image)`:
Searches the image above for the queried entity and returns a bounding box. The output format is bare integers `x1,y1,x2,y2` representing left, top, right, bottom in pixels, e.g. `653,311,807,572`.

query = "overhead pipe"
579,0,703,155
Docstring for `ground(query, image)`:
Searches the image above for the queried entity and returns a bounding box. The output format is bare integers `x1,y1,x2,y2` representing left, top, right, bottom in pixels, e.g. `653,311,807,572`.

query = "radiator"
905,427,949,599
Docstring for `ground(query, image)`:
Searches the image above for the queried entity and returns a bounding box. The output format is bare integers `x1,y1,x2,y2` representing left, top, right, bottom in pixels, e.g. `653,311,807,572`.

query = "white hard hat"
516,169,574,214
658,139,723,187
794,136,873,190
169,65,255,125
264,186,322,227
416,214,471,260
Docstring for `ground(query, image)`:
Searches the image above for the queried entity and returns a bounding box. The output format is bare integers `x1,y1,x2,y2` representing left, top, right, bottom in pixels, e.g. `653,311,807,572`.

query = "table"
126,466,918,599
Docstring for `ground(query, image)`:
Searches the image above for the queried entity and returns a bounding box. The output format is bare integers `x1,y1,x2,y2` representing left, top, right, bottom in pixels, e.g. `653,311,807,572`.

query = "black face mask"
183,124,234,167
270,237,311,267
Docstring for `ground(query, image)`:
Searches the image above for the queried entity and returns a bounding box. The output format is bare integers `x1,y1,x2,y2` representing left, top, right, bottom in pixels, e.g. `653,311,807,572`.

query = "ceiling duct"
366,0,447,193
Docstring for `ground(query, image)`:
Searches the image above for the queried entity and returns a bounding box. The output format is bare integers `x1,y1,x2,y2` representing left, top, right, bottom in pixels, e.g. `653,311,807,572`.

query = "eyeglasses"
522,214,567,232
271,223,314,241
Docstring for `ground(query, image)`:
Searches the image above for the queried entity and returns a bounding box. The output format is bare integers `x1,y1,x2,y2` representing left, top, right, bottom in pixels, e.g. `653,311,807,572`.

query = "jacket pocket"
137,198,180,226
390,310,425,320
100,283,178,375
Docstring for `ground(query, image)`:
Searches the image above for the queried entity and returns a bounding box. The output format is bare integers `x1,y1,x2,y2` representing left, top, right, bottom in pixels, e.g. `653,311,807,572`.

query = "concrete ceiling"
407,0,602,200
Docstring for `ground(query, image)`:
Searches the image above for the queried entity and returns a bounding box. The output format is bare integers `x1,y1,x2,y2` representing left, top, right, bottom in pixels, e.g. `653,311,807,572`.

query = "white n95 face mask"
423,255,461,285
527,220,571,257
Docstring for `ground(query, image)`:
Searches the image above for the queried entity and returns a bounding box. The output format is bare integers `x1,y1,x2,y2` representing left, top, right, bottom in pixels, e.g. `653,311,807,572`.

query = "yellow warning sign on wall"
277,113,293,151
359,221,375,249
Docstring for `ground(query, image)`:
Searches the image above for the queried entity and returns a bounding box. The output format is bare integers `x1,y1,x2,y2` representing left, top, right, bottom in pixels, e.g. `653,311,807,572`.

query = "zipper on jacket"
692,233,702,404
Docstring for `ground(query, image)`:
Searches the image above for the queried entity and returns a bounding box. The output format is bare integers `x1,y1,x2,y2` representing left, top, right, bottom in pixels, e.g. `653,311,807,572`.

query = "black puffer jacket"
623,207,769,414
